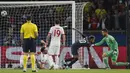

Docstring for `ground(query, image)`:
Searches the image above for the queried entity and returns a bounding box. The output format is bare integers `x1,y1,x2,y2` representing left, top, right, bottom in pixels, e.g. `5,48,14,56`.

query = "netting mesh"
0,2,86,68
75,2,86,41
0,3,72,46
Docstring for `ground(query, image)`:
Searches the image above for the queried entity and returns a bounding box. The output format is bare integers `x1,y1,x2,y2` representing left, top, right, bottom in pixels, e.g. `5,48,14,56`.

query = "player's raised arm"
46,27,52,46
41,40,46,45
40,40,46,48
95,38,105,46
46,34,51,46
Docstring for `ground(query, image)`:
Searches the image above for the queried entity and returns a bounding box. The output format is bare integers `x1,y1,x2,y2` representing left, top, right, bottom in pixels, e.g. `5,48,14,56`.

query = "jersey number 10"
54,29,61,37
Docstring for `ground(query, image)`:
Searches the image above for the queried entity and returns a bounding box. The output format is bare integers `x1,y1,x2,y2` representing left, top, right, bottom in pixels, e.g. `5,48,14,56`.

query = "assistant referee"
20,15,38,72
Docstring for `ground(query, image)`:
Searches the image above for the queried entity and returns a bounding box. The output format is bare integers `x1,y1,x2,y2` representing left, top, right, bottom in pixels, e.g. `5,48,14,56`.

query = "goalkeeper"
63,34,95,69
92,29,130,69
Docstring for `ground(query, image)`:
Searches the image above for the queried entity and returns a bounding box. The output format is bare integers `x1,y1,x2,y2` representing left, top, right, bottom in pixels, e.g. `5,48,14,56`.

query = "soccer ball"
1,10,7,16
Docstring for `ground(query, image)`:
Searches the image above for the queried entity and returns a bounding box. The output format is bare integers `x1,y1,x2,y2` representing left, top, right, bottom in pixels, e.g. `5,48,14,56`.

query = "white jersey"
49,25,65,46
40,53,59,69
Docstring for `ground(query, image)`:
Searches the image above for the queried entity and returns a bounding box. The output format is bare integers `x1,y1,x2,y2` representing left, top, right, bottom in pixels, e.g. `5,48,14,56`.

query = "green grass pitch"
0,69,130,73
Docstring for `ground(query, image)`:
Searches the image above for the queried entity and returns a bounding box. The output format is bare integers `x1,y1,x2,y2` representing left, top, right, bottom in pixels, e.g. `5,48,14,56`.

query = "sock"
68,58,78,67
31,54,36,70
86,51,89,67
55,55,59,66
23,55,28,70
115,62,129,66
48,55,54,66
20,59,23,68
20,55,23,68
103,57,110,68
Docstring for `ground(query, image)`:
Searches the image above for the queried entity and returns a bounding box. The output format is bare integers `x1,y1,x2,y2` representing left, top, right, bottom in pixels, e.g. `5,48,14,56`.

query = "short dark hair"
89,35,95,40
55,19,60,24
102,28,108,32
41,47,45,52
26,15,31,21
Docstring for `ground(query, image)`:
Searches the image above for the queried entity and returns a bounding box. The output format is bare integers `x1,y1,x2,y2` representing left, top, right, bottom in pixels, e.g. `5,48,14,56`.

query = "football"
1,10,7,16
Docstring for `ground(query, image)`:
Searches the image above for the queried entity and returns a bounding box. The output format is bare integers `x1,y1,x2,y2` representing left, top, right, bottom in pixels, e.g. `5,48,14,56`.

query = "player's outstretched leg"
111,51,130,67
48,55,55,70
67,57,78,69
62,58,75,67
102,53,110,69
112,62,129,66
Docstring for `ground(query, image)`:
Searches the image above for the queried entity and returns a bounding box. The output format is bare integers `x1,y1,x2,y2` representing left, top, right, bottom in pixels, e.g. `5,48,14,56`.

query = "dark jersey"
71,38,90,55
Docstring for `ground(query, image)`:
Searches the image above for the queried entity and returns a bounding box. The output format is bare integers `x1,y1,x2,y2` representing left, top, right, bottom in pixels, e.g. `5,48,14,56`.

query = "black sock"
68,58,78,67
64,58,74,67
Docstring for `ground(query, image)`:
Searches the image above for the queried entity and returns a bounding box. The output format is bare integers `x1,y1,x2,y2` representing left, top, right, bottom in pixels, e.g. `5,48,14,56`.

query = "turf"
0,69,130,73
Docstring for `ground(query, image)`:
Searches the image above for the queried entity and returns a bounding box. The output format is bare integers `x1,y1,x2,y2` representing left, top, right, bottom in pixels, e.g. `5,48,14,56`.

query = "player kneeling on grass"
92,29,130,69
39,40,59,69
63,35,95,69
39,46,59,70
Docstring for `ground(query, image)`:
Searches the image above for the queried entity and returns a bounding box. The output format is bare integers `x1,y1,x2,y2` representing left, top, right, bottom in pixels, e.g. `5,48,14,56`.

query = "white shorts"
40,54,58,69
48,45,60,55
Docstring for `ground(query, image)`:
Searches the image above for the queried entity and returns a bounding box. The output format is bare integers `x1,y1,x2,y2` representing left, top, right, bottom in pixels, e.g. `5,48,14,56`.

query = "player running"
93,29,130,69
63,34,95,69
46,19,66,67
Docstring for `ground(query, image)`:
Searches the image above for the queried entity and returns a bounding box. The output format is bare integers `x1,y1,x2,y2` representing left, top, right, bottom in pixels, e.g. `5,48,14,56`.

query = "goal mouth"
0,1,87,69
0,1,75,46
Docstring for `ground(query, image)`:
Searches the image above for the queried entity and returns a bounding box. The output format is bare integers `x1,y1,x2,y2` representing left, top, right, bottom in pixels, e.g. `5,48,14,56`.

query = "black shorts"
22,38,36,53
71,41,80,56
71,40,90,56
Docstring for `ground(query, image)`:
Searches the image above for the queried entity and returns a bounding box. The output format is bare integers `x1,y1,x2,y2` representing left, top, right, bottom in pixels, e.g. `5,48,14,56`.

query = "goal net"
0,1,85,68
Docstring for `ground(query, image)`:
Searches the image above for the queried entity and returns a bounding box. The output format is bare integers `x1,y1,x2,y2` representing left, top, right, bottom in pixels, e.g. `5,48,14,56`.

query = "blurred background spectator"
83,0,127,31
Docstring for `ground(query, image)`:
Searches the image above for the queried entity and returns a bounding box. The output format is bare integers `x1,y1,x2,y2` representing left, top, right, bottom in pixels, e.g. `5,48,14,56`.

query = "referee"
20,15,38,72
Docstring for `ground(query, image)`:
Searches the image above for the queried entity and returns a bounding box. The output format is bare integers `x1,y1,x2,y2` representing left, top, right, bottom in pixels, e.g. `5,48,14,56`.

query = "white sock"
48,55,54,67
20,55,23,67
55,55,59,66
20,60,23,67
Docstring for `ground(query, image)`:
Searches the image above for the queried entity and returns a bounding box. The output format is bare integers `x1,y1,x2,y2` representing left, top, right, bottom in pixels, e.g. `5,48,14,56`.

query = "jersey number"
54,29,61,37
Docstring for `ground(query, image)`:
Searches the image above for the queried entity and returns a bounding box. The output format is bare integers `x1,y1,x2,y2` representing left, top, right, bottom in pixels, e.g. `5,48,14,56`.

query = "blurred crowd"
83,0,127,30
